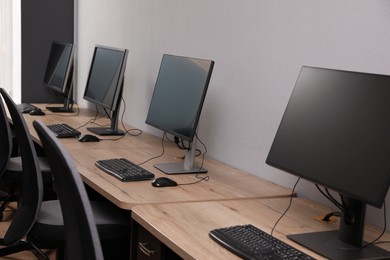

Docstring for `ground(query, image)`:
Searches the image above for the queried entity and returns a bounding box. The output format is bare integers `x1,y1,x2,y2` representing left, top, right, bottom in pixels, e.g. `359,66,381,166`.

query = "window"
0,0,21,102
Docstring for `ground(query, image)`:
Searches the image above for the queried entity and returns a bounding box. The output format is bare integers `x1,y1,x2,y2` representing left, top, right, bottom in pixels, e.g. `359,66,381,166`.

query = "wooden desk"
22,105,292,210
131,198,390,259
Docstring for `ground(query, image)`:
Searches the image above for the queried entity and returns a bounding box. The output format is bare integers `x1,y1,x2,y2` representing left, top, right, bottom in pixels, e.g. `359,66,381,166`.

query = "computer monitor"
83,45,128,136
145,54,214,174
266,66,390,259
43,41,74,112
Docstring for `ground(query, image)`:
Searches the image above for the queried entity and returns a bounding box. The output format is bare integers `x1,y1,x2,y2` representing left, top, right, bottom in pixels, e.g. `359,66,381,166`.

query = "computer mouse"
151,177,178,187
78,134,100,142
29,109,45,116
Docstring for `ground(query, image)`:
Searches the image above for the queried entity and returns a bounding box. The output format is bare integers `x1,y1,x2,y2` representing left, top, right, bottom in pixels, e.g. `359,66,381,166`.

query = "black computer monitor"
43,41,74,112
83,45,128,136
266,66,390,259
145,54,214,174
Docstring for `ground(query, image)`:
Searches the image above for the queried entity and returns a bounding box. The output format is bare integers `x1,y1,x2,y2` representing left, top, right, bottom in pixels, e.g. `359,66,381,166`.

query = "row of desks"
23,105,292,210
23,105,390,259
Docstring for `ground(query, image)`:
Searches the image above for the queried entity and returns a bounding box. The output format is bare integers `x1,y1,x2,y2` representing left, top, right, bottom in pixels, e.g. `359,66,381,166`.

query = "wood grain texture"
22,105,292,210
132,198,390,260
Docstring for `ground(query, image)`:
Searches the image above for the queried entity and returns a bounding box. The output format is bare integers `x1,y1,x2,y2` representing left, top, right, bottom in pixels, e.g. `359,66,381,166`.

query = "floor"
0,203,55,260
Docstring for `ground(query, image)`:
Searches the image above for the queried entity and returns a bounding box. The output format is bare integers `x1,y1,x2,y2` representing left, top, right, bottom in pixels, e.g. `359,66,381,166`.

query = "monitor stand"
87,95,124,136
87,127,125,136
154,138,207,174
288,231,390,259
46,106,73,113
46,82,74,113
288,198,390,259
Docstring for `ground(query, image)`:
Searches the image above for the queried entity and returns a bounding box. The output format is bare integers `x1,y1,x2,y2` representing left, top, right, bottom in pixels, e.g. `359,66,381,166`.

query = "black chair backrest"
33,120,104,260
0,88,43,245
0,94,12,176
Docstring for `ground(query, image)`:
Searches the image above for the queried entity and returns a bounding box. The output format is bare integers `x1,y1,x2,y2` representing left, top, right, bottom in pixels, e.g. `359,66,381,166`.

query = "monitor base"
46,106,73,113
288,230,390,259
154,162,207,175
87,127,125,136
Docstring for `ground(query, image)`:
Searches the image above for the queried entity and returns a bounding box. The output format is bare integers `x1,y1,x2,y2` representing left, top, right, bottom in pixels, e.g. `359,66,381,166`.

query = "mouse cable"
315,185,390,249
173,136,202,158
74,107,105,130
316,185,344,212
93,98,143,141
177,133,210,186
194,133,209,181
84,104,107,127
71,102,80,116
362,200,390,248
119,97,142,137
93,97,143,136
318,189,390,249
100,98,134,141
50,91,76,111
137,132,167,166
86,104,113,128
75,98,141,139
270,177,300,237
137,132,209,185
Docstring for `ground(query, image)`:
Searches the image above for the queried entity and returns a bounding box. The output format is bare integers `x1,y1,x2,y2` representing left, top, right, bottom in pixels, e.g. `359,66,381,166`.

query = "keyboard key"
47,123,81,138
17,103,39,113
209,224,314,260
95,158,155,182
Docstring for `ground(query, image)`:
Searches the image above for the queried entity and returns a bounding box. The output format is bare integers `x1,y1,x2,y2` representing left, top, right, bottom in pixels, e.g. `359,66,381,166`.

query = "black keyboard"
95,158,155,182
17,103,39,113
209,224,314,260
47,123,81,138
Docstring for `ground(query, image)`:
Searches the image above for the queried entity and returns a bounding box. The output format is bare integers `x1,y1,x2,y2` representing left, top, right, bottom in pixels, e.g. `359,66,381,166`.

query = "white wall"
77,0,390,228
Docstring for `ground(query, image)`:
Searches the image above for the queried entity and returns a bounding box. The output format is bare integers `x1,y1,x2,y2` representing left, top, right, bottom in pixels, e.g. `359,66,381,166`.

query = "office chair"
29,121,130,259
0,89,103,259
32,120,104,260
0,90,53,221
0,89,130,259
32,120,131,259
0,90,12,195
0,88,47,258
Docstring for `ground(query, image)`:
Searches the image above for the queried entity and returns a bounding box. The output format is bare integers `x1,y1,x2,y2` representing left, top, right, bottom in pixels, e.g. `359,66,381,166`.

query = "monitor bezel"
266,65,390,259
43,41,74,95
145,54,215,143
266,66,390,209
82,45,129,136
83,45,128,112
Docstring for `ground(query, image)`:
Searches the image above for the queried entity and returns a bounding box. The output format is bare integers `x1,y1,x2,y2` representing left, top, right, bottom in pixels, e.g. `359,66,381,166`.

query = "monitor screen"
266,66,390,259
43,41,74,112
83,45,128,136
44,41,74,94
145,54,214,174
146,54,214,142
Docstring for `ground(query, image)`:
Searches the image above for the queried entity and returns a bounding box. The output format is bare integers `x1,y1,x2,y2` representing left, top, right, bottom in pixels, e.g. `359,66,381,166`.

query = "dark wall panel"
21,0,74,103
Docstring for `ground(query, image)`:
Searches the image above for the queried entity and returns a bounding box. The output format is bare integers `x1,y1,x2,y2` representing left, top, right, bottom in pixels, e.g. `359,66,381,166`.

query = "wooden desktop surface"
22,105,292,210
132,197,390,259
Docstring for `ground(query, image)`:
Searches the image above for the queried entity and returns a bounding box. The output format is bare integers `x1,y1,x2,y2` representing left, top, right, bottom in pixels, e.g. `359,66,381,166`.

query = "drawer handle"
139,242,156,257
